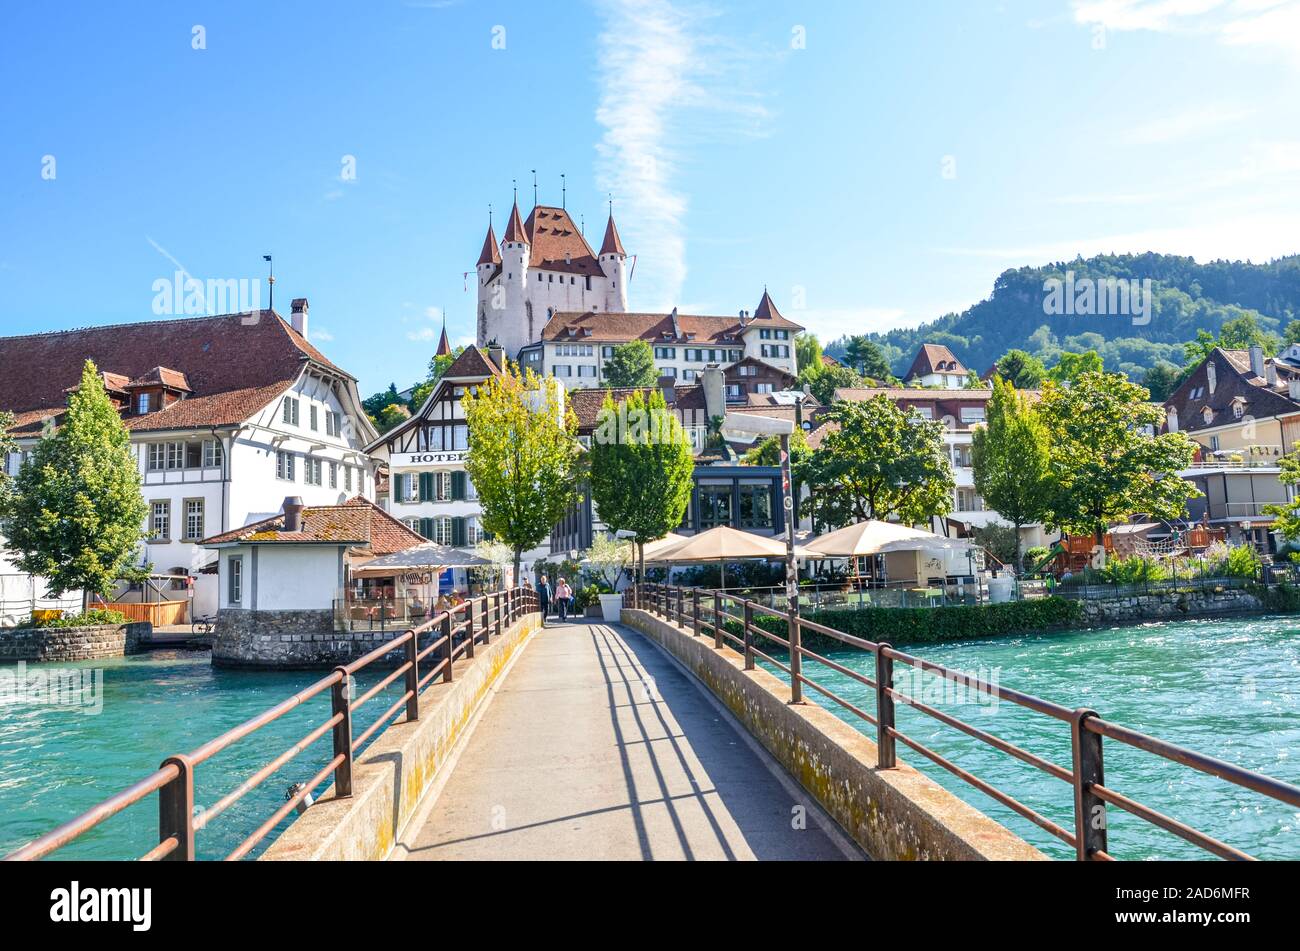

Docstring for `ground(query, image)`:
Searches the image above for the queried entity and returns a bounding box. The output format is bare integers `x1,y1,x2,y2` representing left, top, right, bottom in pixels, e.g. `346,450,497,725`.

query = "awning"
351,543,491,578
805,520,971,558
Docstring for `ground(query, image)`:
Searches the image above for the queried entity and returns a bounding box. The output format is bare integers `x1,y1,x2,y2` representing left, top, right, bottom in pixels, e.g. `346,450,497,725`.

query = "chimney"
290,298,309,338
702,364,726,420
282,496,305,533
658,375,677,406
488,345,506,370
1267,363,1278,387
1289,379,1300,402
1249,345,1265,378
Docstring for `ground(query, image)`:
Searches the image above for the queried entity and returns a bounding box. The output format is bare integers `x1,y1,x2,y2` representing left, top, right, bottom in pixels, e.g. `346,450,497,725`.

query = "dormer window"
1232,398,1246,419
137,393,151,415
1202,407,1214,425
1207,362,1217,395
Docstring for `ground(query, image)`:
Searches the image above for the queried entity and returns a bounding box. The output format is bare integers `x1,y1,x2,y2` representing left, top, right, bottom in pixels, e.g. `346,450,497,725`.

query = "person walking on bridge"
555,578,573,622
536,577,552,624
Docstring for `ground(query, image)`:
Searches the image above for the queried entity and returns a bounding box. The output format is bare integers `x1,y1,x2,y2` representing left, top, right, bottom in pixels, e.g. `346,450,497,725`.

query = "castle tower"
598,209,628,314
474,221,501,348
479,200,532,356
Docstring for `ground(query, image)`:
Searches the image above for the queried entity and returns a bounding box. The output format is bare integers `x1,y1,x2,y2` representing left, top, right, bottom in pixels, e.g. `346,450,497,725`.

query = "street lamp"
720,413,803,703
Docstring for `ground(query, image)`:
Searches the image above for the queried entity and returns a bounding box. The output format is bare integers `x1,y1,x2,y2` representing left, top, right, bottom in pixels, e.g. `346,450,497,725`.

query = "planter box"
598,593,624,623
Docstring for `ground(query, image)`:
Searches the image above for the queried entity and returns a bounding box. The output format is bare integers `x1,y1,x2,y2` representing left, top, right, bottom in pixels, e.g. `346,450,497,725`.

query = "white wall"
219,544,342,612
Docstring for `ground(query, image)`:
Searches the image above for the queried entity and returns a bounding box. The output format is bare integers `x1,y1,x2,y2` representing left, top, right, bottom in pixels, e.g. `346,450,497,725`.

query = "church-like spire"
502,200,529,244
599,211,626,256
435,315,452,357
753,288,782,320
477,222,501,266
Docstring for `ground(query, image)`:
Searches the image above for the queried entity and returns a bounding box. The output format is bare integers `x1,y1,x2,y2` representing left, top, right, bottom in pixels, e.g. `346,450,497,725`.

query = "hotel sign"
392,450,468,468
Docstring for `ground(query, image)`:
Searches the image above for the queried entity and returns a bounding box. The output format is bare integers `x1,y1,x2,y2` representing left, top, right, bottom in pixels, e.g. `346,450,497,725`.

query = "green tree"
1037,372,1197,545
362,384,399,418
463,367,582,577
1046,350,1104,385
805,363,866,404
1141,361,1183,402
3,361,150,597
410,346,467,410
843,336,892,381
971,380,1053,572
589,389,695,584
602,340,659,388
374,403,411,434
1218,312,1278,354
794,333,823,377
799,395,954,530
1284,319,1300,347
0,411,15,513
994,349,1047,389
742,427,811,520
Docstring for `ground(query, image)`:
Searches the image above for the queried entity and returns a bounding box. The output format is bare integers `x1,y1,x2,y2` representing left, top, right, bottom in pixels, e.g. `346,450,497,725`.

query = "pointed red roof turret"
599,212,626,256
477,223,501,266
502,201,529,244
753,289,781,320
435,323,452,357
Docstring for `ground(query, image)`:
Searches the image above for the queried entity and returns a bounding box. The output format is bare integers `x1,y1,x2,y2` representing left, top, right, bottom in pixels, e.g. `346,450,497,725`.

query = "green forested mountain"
826,253,1300,384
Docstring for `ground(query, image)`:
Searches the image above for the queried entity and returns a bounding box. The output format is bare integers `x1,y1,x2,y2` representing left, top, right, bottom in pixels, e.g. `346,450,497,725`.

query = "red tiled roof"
200,498,422,553
567,385,706,431
442,345,502,379
905,344,968,380
477,223,502,266
524,206,603,276
126,366,192,392
544,308,802,344
1,311,348,437
752,290,782,321
599,213,626,256
503,201,528,244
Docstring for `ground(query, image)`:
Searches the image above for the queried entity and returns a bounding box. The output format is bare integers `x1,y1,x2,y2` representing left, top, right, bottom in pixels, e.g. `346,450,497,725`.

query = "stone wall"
213,608,414,669
1078,587,1264,625
0,622,149,663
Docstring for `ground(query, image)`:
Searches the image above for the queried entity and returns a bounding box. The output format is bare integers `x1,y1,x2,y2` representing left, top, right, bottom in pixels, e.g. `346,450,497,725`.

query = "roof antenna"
263,254,274,313
532,169,538,207
561,172,566,209
488,202,493,227
512,179,517,205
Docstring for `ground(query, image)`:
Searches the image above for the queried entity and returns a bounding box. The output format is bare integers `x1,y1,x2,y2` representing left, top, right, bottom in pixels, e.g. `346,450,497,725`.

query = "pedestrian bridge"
9,586,1296,862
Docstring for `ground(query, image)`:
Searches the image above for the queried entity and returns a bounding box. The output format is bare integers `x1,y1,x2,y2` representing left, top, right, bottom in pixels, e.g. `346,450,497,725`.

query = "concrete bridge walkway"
393,620,858,861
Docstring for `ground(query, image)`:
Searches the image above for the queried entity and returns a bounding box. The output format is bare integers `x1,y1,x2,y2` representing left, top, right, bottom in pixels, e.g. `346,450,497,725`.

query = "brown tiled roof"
435,325,452,357
905,344,968,380
126,366,192,392
805,420,838,450
503,201,528,244
567,385,706,431
821,354,841,368
200,498,422,552
543,308,802,344
1165,348,1300,435
2,311,349,437
752,290,782,321
477,223,501,266
442,345,502,379
599,213,626,256
525,206,602,276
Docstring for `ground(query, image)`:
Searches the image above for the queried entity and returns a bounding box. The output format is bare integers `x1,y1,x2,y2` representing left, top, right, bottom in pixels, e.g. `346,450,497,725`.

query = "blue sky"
2,0,1298,395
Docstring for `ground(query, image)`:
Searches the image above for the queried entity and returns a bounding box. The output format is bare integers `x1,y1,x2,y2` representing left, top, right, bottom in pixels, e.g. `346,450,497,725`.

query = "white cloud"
1072,0,1300,63
593,0,770,311
311,326,335,342
1128,103,1255,144
407,327,438,342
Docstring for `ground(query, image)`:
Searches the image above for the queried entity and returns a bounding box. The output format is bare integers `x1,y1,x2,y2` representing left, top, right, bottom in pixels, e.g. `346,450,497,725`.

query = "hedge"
724,596,1083,650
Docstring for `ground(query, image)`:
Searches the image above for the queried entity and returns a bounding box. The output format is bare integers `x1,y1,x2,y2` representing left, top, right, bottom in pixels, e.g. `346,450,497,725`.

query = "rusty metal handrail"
4,586,539,862
638,582,1300,861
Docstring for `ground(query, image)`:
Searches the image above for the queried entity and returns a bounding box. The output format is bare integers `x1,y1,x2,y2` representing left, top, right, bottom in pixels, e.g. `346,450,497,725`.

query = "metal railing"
4,586,539,861
632,583,1300,861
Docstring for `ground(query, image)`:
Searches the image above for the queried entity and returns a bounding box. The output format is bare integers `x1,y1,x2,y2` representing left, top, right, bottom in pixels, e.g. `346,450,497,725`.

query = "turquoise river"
0,614,1297,860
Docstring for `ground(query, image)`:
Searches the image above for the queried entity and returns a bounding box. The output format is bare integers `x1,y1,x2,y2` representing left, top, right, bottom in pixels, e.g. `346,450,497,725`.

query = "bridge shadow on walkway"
393,620,857,861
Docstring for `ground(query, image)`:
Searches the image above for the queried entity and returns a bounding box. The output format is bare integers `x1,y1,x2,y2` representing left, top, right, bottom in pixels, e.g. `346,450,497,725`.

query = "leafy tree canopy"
602,340,660,388
994,349,1047,389
3,361,150,597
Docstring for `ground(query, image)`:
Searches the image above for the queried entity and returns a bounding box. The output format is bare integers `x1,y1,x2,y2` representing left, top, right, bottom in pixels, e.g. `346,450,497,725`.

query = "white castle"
475,199,628,358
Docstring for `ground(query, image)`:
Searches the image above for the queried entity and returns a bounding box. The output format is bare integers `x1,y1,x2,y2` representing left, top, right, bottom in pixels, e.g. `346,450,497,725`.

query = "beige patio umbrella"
804,520,970,557
639,533,689,560
649,526,806,589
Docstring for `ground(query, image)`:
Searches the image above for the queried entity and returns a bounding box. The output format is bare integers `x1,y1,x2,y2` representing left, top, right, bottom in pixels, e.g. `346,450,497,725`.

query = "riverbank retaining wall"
0,622,149,662
622,608,1046,862
1077,586,1264,625
212,609,411,668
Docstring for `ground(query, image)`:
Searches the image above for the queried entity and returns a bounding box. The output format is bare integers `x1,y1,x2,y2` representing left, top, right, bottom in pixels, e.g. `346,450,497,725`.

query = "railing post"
677,586,684,624
441,612,454,683
481,596,491,645
713,591,723,649
789,611,803,704
692,588,701,636
330,667,355,795
464,605,475,659
875,645,896,768
1070,708,1108,861
743,601,755,670
158,753,196,860
404,630,419,721
495,592,504,639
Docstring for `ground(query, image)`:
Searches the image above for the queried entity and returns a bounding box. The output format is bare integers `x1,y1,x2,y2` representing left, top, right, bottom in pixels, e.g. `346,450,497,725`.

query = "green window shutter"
419,518,434,540
452,517,467,547
419,472,434,502
394,475,406,503
451,471,466,501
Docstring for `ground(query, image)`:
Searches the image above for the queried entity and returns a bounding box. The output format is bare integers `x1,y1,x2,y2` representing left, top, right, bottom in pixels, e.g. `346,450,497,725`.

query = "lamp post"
721,413,802,703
